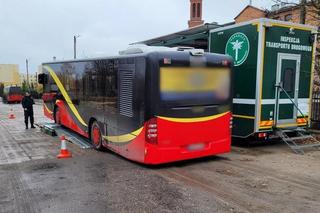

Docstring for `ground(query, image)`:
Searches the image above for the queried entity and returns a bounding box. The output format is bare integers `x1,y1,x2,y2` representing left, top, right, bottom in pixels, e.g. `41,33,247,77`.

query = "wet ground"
0,101,320,213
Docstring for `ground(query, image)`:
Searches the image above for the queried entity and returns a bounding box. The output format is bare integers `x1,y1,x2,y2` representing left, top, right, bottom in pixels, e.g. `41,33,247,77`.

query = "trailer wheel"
90,121,104,151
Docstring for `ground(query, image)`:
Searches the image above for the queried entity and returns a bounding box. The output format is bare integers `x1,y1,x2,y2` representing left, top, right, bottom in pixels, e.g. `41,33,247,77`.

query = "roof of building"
267,1,316,16
267,4,301,15
234,5,266,20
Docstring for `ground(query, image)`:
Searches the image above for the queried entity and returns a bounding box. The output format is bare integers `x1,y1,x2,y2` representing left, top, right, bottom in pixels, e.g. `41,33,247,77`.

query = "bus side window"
105,59,118,110
44,74,58,93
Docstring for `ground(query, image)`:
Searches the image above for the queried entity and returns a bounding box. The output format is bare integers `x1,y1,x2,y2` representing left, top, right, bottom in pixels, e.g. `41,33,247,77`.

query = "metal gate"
311,91,320,129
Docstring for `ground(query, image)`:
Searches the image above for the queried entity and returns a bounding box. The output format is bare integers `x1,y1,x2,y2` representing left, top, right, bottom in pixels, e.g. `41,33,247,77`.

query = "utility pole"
26,59,29,90
74,35,80,59
300,0,307,24
249,0,252,6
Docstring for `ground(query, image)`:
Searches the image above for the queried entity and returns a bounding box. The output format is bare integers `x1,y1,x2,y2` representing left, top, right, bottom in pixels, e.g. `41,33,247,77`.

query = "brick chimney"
188,0,204,28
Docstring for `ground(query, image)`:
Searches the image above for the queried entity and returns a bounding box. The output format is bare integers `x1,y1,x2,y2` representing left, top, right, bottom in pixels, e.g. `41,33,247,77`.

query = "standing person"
22,92,35,129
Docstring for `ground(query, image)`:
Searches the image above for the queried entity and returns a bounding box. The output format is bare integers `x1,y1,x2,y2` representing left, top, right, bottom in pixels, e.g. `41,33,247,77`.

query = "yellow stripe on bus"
103,127,144,143
43,65,88,127
157,111,230,123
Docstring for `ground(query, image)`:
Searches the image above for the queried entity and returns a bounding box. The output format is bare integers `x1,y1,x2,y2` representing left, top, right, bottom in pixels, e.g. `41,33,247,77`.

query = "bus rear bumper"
7,95,23,103
144,138,231,165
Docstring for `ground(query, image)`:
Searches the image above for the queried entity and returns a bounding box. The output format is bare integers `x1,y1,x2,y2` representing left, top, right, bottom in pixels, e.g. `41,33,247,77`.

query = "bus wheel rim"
93,126,100,146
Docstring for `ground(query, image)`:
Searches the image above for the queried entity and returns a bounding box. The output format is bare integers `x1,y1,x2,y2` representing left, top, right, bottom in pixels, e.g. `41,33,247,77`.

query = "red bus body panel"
42,93,56,120
145,113,231,164
43,100,231,164
106,112,232,164
55,101,88,138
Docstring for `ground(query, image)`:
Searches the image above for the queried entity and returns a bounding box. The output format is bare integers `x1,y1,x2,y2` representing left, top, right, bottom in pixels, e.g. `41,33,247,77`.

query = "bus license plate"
188,143,205,151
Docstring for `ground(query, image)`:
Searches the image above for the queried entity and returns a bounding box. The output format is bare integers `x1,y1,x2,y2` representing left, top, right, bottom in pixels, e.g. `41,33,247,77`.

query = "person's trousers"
24,110,34,127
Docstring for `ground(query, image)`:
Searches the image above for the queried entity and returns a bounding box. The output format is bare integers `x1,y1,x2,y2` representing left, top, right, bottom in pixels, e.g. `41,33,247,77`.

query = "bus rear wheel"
91,121,104,151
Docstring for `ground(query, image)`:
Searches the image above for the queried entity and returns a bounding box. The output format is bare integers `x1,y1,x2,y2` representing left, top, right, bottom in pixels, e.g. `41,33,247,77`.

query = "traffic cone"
57,135,72,159
8,108,16,119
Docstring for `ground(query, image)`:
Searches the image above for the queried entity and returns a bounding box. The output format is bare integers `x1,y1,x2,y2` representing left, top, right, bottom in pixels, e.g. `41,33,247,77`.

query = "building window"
197,3,201,17
284,14,292,21
192,3,196,18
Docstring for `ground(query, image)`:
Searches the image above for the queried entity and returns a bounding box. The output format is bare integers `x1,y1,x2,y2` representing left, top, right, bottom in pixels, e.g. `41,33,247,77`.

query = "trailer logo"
225,32,250,66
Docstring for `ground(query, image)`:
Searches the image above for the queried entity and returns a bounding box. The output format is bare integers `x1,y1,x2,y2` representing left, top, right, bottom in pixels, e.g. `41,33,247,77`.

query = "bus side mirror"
38,73,48,84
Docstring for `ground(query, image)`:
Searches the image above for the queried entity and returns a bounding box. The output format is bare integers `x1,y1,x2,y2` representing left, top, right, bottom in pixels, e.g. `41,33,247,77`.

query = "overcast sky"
0,0,298,74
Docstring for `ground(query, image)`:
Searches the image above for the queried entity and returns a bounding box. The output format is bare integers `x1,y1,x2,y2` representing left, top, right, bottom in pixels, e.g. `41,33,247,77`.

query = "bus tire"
90,121,104,151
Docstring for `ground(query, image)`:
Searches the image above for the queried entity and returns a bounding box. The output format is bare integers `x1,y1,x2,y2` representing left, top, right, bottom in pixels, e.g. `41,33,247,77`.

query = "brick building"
235,3,320,27
235,3,319,88
267,3,320,27
234,5,266,23
188,0,204,28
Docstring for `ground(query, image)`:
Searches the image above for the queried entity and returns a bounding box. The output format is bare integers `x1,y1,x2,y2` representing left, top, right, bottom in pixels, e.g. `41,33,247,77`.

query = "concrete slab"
0,100,86,165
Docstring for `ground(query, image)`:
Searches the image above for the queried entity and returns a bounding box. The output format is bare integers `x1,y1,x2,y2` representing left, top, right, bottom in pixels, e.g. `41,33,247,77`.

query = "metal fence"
311,91,320,129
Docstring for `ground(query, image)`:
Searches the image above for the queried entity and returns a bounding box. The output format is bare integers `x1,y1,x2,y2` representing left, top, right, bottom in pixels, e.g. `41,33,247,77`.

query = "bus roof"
42,47,211,65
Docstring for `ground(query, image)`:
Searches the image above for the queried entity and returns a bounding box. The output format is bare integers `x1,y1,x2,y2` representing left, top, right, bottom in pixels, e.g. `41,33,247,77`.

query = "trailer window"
283,68,295,92
160,67,230,106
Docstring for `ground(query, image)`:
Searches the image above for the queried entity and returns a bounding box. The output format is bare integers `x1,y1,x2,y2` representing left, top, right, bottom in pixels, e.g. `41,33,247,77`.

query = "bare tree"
307,1,320,88
300,0,307,24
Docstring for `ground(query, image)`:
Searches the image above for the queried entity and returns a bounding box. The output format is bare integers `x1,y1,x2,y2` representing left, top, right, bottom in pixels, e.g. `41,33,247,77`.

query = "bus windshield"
160,67,230,106
9,87,22,94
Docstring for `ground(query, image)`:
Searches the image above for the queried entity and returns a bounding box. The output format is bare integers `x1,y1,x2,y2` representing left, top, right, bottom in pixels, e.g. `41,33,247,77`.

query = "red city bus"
38,48,233,164
2,86,23,104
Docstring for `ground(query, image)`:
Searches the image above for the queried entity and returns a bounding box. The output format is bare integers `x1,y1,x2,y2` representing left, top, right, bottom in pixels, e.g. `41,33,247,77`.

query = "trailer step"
283,135,314,141
275,128,320,155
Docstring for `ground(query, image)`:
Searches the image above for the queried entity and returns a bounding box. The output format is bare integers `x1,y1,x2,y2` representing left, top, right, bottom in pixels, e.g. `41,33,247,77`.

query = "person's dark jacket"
22,96,35,111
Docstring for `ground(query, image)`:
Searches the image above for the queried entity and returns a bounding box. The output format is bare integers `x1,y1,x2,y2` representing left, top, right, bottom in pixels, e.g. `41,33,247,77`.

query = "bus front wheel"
90,121,104,151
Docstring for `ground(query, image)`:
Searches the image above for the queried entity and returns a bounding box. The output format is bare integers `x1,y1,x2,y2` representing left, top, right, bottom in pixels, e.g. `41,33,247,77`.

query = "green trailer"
209,18,317,138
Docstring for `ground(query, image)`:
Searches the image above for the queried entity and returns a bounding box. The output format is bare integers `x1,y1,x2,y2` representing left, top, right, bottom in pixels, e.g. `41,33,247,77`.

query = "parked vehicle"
38,47,233,164
2,86,23,104
209,18,317,139
140,18,317,144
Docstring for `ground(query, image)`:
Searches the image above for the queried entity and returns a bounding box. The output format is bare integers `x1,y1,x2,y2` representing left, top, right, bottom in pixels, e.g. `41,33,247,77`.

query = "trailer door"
275,53,301,126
